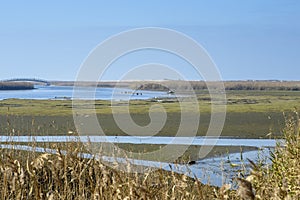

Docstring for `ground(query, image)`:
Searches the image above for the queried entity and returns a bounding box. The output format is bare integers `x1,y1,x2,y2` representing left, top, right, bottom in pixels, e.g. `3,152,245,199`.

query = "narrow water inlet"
0,135,283,148
0,135,278,187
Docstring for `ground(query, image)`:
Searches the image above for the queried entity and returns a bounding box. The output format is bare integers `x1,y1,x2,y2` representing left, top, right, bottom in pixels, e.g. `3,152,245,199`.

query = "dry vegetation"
0,114,299,199
51,80,300,91
223,81,300,91
0,142,218,199
237,112,300,200
125,80,300,91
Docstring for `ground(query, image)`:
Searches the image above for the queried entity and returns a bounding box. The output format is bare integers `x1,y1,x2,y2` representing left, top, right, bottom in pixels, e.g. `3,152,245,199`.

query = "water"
0,135,281,148
0,85,172,100
0,85,280,186
0,135,280,186
0,138,275,187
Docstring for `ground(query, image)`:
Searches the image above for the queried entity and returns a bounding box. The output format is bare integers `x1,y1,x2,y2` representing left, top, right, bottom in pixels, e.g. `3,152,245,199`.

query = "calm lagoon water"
0,85,172,100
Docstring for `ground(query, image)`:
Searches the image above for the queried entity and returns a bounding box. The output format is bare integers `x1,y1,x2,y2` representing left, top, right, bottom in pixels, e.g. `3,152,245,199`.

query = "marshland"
0,80,299,199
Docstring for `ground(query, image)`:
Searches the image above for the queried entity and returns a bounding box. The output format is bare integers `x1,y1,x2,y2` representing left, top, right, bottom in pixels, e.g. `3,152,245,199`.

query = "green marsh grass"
2,90,300,137
0,112,299,199
1,90,300,199
231,111,300,199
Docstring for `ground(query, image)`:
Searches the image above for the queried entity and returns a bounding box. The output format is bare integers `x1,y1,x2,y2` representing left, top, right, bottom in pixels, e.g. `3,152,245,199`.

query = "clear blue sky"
0,0,299,81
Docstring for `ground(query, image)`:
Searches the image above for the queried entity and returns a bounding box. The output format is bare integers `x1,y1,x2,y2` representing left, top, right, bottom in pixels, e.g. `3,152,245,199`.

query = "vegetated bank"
0,82,34,90
51,80,300,91
0,112,299,199
1,89,300,138
138,80,300,91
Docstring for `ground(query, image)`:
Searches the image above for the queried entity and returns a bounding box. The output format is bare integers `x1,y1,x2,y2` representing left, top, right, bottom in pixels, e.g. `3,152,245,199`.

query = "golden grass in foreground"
236,112,300,200
0,113,299,199
0,142,218,199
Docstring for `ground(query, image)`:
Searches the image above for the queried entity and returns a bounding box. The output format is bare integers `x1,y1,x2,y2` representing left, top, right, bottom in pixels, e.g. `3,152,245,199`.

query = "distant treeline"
51,80,300,91
133,80,300,91
193,81,300,91
0,82,34,90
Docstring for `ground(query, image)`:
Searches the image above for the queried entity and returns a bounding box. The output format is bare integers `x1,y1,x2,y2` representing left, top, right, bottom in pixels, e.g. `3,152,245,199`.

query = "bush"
236,111,300,199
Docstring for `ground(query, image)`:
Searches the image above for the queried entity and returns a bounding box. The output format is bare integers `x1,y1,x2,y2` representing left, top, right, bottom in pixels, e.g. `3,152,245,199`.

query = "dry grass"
0,113,299,199
131,80,300,91
234,111,300,200
0,142,219,199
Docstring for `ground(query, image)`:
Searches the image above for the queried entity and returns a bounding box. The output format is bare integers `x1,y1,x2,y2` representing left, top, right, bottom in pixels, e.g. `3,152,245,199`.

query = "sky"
0,0,299,81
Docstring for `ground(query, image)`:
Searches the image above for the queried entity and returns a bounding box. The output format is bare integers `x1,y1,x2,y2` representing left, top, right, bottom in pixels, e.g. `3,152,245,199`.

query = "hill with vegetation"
0,82,34,90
